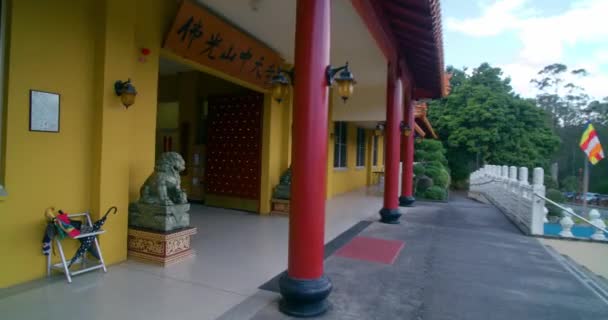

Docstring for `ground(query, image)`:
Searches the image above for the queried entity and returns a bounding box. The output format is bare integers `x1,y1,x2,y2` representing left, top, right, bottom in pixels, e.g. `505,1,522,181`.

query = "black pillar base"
379,208,401,224
279,273,332,318
399,196,416,207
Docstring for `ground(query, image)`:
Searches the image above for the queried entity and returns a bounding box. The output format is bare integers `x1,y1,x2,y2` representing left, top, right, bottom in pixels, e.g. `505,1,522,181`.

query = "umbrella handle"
101,206,118,219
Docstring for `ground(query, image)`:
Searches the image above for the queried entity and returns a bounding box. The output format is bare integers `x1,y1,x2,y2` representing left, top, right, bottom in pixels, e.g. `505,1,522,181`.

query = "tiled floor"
0,187,386,320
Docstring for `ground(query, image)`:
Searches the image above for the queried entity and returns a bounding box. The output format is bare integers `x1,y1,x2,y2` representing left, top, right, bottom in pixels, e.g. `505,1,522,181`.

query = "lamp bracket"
326,63,349,86
114,78,132,96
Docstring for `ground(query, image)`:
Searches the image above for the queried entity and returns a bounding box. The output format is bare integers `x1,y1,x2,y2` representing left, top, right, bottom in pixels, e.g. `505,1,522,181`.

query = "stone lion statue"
140,152,188,206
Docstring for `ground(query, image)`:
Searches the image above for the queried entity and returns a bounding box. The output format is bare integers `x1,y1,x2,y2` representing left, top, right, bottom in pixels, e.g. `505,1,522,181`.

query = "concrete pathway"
247,193,608,319
2,191,607,320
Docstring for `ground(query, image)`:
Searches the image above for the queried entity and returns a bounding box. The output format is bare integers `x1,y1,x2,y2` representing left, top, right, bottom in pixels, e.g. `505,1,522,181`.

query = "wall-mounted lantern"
327,62,356,103
374,122,385,136
114,79,137,108
270,67,294,103
400,121,412,136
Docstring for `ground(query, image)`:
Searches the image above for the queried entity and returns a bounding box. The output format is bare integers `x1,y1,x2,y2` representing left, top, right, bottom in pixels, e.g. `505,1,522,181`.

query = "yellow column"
89,0,136,265
260,94,287,214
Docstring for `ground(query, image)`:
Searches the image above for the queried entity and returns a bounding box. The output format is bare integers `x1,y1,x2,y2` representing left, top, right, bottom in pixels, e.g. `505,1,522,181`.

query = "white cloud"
447,0,608,98
445,0,528,36
500,60,608,99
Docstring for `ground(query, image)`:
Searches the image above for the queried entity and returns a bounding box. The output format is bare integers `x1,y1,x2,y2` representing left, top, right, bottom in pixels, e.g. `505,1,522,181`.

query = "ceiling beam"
382,2,433,27
391,19,436,39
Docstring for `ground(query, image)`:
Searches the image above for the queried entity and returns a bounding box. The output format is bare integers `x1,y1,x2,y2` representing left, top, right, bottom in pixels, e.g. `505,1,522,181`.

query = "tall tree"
530,64,590,127
428,63,560,185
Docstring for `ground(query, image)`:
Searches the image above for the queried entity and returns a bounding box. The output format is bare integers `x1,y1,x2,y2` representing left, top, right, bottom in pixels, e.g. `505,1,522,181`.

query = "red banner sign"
163,1,284,90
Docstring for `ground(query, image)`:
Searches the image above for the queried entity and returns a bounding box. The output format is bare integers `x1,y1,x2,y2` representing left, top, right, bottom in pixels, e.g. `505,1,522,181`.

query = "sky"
442,0,608,99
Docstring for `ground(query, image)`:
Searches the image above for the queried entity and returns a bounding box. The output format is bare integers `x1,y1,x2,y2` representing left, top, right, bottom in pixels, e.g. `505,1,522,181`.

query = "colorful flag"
580,123,604,165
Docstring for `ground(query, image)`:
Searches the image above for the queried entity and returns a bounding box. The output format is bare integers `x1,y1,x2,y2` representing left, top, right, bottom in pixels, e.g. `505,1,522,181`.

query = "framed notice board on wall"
29,90,60,133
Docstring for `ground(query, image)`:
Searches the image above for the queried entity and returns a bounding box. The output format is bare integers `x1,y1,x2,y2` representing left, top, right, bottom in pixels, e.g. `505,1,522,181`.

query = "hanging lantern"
327,62,356,103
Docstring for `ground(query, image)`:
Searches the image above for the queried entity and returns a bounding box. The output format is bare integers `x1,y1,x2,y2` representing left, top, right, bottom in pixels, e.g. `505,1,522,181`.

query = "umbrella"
68,206,117,268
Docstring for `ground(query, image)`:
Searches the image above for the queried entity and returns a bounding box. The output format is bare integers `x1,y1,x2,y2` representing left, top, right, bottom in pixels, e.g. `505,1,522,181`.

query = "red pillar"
278,0,332,317
379,62,403,223
400,100,416,206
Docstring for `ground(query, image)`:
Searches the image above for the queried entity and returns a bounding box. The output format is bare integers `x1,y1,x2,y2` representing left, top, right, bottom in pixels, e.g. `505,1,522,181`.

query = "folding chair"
46,212,107,283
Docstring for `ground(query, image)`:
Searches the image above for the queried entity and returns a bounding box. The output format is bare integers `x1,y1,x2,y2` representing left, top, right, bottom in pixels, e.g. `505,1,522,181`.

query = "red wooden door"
206,94,263,201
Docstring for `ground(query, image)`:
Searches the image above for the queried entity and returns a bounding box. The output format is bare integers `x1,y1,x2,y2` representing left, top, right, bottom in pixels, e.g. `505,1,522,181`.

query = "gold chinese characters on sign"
164,1,284,90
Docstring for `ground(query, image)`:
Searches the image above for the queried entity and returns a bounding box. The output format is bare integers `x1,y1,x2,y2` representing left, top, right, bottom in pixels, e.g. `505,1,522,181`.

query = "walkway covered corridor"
0,188,383,320
2,191,608,319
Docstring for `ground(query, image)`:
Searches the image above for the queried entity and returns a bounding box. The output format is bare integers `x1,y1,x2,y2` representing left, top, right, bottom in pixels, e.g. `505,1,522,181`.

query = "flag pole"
582,158,589,217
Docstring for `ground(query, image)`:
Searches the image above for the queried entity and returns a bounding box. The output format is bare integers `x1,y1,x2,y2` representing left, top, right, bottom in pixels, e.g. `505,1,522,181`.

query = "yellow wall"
0,0,378,288
261,92,292,214
0,0,170,288
0,0,97,288
327,123,378,197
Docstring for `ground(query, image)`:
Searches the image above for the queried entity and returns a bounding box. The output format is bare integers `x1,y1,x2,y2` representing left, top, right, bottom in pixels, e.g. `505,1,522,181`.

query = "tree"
530,63,608,194
584,97,608,125
428,63,560,186
530,63,590,127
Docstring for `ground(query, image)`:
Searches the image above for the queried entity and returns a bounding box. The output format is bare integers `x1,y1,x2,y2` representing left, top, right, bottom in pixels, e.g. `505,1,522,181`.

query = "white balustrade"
589,209,606,241
469,164,606,241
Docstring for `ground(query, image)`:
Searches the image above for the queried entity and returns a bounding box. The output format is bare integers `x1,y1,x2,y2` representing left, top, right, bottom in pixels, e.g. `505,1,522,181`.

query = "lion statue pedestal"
127,152,196,266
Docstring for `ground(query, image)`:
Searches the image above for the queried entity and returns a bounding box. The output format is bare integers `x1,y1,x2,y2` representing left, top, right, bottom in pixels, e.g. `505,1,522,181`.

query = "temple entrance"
156,57,263,212
206,94,263,211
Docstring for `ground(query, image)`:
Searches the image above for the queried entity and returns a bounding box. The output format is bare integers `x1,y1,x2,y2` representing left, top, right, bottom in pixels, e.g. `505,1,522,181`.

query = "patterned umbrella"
68,206,117,268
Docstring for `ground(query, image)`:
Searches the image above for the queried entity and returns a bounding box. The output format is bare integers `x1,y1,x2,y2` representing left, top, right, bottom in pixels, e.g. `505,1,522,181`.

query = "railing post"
508,166,517,219
531,167,545,235
589,209,606,241
509,166,517,190
559,208,575,238
518,167,529,197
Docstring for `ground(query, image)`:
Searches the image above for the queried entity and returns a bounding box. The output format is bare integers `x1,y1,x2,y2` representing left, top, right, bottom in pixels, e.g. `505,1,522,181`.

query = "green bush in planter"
546,188,565,217
424,186,446,200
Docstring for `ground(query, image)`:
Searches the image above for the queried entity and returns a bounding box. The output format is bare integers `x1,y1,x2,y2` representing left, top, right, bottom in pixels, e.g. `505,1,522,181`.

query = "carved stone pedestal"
127,227,197,266
271,198,290,215
129,203,190,232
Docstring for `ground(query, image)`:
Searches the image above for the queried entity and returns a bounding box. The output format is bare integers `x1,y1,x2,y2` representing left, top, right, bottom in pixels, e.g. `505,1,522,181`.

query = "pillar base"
379,208,401,224
279,273,332,318
399,196,415,207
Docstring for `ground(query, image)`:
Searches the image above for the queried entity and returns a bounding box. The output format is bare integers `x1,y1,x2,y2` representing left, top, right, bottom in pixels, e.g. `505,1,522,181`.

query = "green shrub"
432,169,450,188
416,175,433,192
424,186,447,200
417,139,444,153
560,176,578,192
546,188,565,217
415,149,428,162
413,163,426,177
425,166,441,179
425,161,444,170
544,175,558,190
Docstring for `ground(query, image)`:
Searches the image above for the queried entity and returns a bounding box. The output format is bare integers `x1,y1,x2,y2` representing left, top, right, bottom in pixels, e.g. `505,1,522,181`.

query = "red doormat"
334,236,405,265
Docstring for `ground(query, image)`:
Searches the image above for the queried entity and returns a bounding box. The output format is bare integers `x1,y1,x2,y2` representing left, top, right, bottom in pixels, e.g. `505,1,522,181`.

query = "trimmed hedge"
416,175,433,192
424,186,446,200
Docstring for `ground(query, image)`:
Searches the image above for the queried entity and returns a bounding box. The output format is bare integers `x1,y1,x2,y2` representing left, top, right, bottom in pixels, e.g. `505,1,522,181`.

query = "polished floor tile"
1,187,384,320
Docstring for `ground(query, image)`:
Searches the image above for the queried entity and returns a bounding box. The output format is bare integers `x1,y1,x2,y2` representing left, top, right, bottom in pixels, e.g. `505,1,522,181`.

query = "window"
333,122,347,168
372,135,378,166
356,128,366,167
